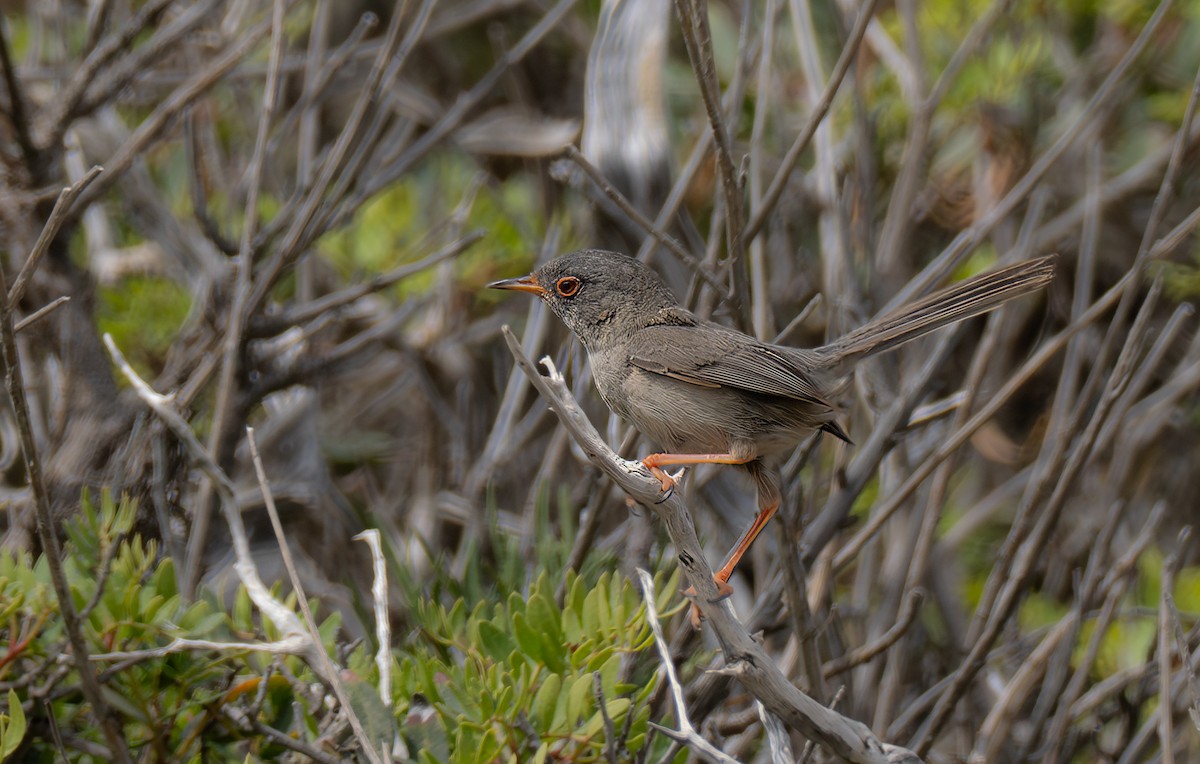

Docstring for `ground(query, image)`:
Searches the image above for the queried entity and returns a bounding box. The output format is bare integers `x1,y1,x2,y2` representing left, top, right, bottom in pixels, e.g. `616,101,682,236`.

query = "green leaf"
478,619,517,661
1,690,26,758
583,698,631,738
0,590,24,620
232,585,252,631
530,673,562,730
596,654,620,697
511,612,544,663
525,593,562,646
567,573,586,617
565,673,592,726
657,567,680,613
563,605,583,644
473,726,503,763
344,678,397,752
581,581,601,635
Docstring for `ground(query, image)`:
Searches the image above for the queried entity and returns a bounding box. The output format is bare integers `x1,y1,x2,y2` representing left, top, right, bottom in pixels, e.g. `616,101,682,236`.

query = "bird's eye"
555,276,581,297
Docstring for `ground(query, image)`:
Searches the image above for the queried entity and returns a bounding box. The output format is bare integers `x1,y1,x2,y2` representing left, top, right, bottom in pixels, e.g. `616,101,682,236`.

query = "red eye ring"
556,276,581,297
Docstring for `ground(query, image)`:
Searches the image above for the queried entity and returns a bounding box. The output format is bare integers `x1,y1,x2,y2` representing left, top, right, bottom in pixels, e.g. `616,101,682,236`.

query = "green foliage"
96,274,193,376
319,155,549,303
0,490,684,761
1158,245,1200,301
375,486,687,761
0,492,251,760
0,690,27,759
393,568,678,763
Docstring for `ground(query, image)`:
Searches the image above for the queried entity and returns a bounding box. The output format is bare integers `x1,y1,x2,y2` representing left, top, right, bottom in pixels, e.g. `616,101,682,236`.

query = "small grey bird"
491,250,1054,621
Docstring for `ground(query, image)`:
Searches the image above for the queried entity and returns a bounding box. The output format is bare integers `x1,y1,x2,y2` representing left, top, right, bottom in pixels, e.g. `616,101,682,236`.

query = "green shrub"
0,492,683,762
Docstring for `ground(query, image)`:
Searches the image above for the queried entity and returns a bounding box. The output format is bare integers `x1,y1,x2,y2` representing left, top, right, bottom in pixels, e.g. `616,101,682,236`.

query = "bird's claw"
683,578,735,628
654,482,674,503
643,463,677,502
682,579,734,601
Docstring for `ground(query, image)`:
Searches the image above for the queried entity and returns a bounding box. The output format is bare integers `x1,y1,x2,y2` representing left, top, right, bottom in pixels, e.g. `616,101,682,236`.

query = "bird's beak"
487,274,546,296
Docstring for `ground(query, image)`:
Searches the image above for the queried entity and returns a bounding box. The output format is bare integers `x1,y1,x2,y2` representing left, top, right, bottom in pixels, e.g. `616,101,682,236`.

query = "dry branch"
103,334,387,764
0,171,131,762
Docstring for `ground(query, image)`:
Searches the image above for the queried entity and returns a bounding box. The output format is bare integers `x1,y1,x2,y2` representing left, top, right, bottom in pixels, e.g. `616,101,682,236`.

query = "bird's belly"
601,366,824,458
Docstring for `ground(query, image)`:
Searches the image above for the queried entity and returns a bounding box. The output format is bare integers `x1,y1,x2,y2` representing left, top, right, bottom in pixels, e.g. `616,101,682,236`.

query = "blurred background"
1,0,1199,760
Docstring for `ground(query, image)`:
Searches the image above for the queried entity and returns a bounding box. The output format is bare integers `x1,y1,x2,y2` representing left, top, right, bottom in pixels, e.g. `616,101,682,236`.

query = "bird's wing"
626,323,832,406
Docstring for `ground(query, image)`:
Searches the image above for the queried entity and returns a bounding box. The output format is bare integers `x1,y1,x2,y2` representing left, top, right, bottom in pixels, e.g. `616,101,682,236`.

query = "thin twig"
298,0,438,251
14,296,71,333
673,0,749,320
636,569,741,764
744,0,878,243
872,0,928,278
34,0,176,149
593,672,620,764
918,251,1169,757
881,0,1176,314
823,590,925,678
1157,533,1183,764
246,0,421,313
0,172,131,762
186,0,291,594
1036,503,1164,760
348,0,581,211
0,14,37,168
248,427,388,763
9,167,103,306
104,334,306,640
352,529,392,706
829,256,1144,572
243,713,344,764
250,231,483,337
70,9,281,215
92,636,309,663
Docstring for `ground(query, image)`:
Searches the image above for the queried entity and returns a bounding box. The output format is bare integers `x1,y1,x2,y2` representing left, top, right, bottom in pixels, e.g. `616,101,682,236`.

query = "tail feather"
816,255,1056,365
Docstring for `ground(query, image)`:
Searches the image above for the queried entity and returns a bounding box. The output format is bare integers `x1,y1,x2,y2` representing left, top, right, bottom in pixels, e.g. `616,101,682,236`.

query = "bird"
490,249,1054,623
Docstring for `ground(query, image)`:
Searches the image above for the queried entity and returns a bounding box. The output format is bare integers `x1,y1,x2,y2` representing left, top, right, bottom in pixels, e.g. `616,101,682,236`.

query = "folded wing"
626,323,831,406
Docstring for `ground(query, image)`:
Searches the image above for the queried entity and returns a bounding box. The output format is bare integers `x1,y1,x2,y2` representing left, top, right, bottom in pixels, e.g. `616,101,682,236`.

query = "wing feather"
626,323,831,406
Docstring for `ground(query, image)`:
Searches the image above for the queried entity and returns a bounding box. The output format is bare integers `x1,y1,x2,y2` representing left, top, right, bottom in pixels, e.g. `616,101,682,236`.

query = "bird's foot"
683,577,735,628
643,462,678,502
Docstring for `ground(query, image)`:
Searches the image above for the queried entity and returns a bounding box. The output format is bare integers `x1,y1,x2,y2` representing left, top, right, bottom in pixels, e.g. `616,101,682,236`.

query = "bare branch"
8,166,103,306
0,170,131,762
248,426,389,764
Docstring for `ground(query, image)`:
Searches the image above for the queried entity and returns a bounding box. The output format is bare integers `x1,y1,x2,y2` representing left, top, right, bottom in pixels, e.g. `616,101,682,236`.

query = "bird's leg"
640,453,776,628
713,500,780,586
683,499,781,628
685,461,781,628
640,452,751,495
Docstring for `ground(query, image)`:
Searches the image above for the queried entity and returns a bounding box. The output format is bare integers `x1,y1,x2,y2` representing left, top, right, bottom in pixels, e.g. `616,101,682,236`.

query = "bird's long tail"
814,255,1056,366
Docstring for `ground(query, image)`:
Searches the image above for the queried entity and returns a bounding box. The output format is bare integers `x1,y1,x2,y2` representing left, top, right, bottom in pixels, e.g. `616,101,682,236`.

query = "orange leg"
642,453,781,626
641,452,751,494
714,500,780,585
684,500,780,628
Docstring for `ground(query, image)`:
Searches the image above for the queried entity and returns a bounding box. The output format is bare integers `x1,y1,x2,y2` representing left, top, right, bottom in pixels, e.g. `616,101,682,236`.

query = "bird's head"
489,249,679,348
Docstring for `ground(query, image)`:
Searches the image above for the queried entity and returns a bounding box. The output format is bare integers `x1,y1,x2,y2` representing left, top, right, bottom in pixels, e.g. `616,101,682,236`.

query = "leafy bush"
392,569,676,764
0,493,682,762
